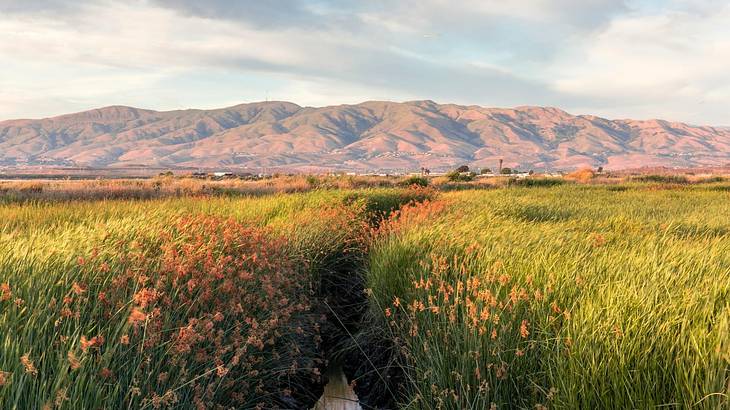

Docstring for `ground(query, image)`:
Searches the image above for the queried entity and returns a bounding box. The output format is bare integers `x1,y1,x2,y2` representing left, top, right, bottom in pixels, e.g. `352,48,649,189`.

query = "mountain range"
1,100,729,171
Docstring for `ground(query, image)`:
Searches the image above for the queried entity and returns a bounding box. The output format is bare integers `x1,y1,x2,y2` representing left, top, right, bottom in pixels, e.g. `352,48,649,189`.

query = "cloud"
0,0,78,13
0,0,727,125
548,0,730,123
150,0,347,28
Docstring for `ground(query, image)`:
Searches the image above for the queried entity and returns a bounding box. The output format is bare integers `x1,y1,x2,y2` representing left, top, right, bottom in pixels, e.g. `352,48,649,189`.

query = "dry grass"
564,168,596,183
0,175,399,203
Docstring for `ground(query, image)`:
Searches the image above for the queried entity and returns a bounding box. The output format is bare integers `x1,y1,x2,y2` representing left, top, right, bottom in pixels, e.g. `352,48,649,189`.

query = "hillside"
1,100,729,171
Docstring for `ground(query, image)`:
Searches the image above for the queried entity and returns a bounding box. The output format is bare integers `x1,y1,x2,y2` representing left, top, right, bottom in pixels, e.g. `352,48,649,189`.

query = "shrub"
306,175,320,186
694,176,724,184
565,168,595,183
631,174,689,184
508,177,565,187
446,171,475,182
399,175,429,187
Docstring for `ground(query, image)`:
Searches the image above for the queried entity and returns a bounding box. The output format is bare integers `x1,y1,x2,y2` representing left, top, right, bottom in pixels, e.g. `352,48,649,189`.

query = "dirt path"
314,365,361,410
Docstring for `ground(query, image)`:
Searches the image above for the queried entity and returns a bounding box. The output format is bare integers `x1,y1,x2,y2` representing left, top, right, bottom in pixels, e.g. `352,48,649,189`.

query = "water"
314,365,361,410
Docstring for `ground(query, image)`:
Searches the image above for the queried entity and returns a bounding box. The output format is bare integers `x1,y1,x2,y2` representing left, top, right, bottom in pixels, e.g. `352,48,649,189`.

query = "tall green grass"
2,184,728,408
365,185,730,408
0,188,429,409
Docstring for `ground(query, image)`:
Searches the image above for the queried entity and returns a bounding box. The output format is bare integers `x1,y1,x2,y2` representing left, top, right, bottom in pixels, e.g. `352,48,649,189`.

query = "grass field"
0,188,429,409
365,185,730,409
1,181,729,409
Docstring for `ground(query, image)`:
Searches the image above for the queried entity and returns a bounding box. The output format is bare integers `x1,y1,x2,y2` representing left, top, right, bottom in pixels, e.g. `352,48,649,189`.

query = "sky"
0,0,728,125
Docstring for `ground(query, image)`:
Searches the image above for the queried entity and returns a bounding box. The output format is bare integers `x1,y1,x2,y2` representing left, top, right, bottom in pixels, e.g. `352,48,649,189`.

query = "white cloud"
548,2,730,123
0,0,727,125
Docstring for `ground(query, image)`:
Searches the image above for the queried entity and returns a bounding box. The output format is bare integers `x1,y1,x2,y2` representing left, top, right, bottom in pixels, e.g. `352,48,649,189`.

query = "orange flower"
128,308,147,325
55,388,68,407
133,288,158,309
0,283,11,301
120,334,130,345
590,233,606,247
99,368,113,378
67,351,81,370
0,371,10,386
20,353,37,376
71,282,85,295
520,320,530,338
80,336,91,352
80,335,104,352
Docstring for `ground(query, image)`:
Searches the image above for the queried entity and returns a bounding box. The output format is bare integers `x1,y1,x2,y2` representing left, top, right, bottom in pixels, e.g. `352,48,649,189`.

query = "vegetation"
446,171,475,182
1,179,728,409
565,168,596,182
0,189,429,409
632,174,690,184
364,185,730,408
0,176,406,204
508,177,566,187
399,175,429,187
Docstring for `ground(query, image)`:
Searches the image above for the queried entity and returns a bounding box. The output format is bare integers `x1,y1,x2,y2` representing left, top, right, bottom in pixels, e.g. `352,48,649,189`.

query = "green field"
1,183,729,409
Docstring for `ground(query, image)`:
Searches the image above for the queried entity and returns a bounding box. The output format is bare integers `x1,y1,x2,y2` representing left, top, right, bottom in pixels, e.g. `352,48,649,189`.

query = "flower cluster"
383,251,564,408
40,215,328,408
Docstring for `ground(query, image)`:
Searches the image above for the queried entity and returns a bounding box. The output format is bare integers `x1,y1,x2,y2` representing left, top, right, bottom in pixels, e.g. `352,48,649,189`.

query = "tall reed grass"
364,185,730,408
0,188,430,408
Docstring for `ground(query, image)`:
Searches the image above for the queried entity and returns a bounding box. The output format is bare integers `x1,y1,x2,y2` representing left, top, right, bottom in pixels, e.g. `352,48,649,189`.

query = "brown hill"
2,100,729,171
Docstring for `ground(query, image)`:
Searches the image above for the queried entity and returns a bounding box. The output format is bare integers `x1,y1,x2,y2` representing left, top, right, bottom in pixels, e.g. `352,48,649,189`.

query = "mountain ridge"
2,100,729,171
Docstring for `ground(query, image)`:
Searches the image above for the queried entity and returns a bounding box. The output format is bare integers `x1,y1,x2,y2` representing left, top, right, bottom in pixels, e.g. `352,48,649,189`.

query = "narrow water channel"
314,365,361,410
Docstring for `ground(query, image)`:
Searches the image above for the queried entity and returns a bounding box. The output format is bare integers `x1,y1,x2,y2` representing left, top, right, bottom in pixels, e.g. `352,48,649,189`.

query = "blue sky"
0,0,728,124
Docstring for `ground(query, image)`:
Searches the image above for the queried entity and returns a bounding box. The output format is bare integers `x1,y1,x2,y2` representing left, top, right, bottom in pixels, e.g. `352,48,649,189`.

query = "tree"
455,165,470,173
481,168,492,174
447,170,475,182
597,166,604,173
500,167,512,175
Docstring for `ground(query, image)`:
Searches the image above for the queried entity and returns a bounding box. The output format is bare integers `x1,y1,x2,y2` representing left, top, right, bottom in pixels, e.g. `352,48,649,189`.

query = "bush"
399,176,429,187
632,174,689,184
694,176,724,184
446,171,475,182
306,175,320,186
508,177,565,187
500,167,512,175
565,168,595,183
